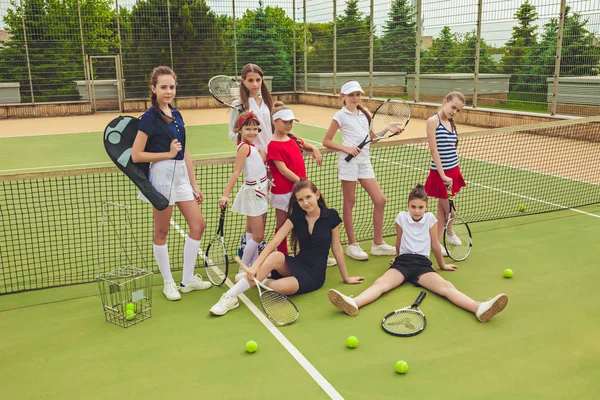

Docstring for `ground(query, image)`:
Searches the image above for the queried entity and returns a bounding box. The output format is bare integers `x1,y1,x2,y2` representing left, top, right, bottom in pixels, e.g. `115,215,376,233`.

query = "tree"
306,22,333,73
0,0,119,102
501,0,538,92
336,0,371,72
378,0,417,73
420,26,457,73
236,1,293,91
447,31,499,74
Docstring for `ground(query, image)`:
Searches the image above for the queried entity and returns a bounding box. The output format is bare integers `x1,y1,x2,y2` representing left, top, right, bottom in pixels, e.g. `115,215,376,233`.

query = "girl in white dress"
219,111,269,267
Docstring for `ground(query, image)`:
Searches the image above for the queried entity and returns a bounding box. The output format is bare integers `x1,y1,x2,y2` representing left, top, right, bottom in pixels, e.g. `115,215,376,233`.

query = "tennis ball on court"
126,302,136,312
518,205,526,213
503,269,514,278
395,360,409,374
125,309,135,321
346,336,359,349
245,340,258,353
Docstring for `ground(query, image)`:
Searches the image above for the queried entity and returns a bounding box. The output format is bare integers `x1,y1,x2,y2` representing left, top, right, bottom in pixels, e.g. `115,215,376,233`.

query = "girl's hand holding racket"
443,176,453,188
218,196,229,208
344,145,361,158
344,276,365,284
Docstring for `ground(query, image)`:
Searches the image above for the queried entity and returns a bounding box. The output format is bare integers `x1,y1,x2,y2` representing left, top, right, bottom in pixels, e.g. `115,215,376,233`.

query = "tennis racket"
345,99,411,162
204,207,228,286
381,291,427,337
208,75,243,112
443,185,472,261
234,256,299,326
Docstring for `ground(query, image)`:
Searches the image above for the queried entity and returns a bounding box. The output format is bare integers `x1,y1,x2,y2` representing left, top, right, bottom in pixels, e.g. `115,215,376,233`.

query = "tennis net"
1,115,599,294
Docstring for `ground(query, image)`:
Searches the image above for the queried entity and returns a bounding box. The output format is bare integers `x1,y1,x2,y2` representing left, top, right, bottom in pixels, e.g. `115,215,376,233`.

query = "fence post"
166,0,174,68
19,0,35,103
303,0,307,92
551,0,567,116
473,0,482,108
77,0,91,110
368,0,374,98
414,0,421,103
233,0,238,78
115,0,125,99
333,0,337,95
293,0,296,92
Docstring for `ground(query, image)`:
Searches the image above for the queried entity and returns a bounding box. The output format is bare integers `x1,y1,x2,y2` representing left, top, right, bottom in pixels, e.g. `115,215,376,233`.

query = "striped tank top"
430,114,459,171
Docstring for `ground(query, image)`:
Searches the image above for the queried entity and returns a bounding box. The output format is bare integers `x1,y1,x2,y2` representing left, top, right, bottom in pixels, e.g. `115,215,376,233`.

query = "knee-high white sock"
225,278,251,298
242,239,260,266
182,237,201,285
153,243,173,282
245,232,253,242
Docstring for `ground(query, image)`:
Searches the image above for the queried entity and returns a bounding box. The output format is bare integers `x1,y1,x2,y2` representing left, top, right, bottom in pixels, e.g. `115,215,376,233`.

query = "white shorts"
138,159,194,206
269,192,292,211
338,157,376,181
232,182,269,217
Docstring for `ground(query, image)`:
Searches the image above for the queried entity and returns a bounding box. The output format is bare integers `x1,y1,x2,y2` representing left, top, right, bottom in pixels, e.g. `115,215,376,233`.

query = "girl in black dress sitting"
210,179,364,316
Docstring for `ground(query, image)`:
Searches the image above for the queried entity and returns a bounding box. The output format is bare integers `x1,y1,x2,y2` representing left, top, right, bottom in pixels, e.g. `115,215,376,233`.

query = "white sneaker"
327,257,337,267
180,274,212,293
476,294,508,323
209,294,240,316
346,243,368,261
446,233,462,246
441,245,449,257
370,241,396,256
328,289,358,316
163,281,181,301
234,267,246,283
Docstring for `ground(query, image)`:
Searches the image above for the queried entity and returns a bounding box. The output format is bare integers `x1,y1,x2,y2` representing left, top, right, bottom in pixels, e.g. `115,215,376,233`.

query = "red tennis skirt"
424,166,466,199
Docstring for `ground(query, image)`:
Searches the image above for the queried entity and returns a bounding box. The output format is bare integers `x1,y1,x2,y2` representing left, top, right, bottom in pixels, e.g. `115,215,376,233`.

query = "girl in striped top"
424,92,467,254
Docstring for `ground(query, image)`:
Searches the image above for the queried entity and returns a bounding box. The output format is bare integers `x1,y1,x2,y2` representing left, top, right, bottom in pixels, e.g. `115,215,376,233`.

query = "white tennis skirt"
138,159,195,206
269,192,292,212
232,181,269,217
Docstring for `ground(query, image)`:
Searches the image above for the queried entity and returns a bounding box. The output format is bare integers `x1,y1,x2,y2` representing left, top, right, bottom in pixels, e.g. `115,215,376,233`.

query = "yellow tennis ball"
503,269,514,278
518,205,526,213
125,309,135,321
126,302,136,312
346,336,359,349
245,340,258,353
395,360,408,374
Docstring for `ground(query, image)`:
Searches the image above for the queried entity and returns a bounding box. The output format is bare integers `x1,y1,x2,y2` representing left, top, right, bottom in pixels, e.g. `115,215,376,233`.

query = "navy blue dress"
272,205,342,294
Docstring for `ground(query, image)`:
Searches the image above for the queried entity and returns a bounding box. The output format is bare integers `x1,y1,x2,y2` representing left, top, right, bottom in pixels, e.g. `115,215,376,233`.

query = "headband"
238,111,260,127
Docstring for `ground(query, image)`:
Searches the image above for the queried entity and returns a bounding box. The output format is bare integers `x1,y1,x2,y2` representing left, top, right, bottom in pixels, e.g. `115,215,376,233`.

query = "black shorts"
390,254,436,286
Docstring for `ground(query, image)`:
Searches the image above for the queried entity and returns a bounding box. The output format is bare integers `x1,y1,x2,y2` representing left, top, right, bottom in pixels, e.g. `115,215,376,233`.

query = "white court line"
0,161,113,173
169,218,343,399
372,153,600,220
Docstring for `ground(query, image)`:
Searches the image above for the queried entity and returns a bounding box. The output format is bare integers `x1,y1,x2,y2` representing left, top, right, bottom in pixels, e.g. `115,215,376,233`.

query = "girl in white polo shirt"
322,80,396,261
327,184,509,323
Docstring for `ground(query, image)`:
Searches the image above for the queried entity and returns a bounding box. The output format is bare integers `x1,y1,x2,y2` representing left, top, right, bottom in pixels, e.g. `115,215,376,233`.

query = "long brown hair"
340,80,372,125
444,91,465,146
233,111,261,142
272,101,304,150
287,179,327,255
240,63,273,112
150,66,177,123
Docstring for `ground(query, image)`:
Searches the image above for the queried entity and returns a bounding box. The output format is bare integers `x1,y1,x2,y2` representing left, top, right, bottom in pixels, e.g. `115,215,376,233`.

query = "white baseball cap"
272,109,299,122
340,81,365,95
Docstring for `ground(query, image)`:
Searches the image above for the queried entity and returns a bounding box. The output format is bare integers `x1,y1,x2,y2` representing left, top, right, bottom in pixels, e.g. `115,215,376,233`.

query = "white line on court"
372,153,600,220
168,219,344,400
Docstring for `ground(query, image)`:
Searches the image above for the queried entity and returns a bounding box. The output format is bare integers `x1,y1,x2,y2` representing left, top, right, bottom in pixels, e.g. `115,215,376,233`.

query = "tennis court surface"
1,112,599,399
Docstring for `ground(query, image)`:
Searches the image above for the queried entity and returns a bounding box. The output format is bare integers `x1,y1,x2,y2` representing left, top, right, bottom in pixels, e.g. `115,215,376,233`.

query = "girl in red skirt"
424,92,466,255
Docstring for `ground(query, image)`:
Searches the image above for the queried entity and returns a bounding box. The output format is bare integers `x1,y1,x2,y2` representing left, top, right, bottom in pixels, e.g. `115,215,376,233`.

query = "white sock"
182,237,201,285
245,232,253,242
153,243,173,282
242,239,260,266
225,278,251,298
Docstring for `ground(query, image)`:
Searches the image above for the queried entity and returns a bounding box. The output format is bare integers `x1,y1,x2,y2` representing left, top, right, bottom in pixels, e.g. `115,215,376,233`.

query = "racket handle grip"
344,141,368,162
233,256,250,272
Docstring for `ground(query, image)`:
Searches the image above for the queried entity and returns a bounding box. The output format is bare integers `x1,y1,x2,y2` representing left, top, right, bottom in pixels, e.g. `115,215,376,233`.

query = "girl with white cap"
267,101,323,257
322,80,398,261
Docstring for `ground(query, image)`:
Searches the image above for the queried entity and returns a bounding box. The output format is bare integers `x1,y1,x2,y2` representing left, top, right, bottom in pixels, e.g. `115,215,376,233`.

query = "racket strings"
373,102,411,137
209,77,239,105
446,218,471,260
383,310,425,335
206,240,227,283
260,291,299,326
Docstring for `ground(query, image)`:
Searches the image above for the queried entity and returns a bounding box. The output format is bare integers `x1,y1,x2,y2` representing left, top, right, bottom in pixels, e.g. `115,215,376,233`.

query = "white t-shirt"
395,211,437,257
333,107,370,163
229,97,273,152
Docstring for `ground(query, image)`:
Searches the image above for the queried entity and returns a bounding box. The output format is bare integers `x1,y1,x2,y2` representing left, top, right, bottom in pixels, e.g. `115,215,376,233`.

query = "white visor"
340,81,365,94
272,109,299,122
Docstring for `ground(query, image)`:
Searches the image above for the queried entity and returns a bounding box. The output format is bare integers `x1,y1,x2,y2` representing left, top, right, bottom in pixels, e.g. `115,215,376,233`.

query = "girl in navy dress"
132,66,211,301
210,179,364,316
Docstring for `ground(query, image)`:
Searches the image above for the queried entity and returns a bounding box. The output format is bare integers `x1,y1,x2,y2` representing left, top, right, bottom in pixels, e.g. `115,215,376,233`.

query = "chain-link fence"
0,0,599,115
